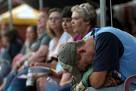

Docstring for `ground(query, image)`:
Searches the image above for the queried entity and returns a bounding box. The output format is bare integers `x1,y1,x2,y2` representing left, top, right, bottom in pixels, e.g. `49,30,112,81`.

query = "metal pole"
39,0,43,10
110,0,113,26
8,0,13,30
100,0,106,27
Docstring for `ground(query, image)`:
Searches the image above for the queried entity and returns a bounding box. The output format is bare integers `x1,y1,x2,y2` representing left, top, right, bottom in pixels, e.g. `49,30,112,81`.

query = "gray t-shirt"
31,32,51,52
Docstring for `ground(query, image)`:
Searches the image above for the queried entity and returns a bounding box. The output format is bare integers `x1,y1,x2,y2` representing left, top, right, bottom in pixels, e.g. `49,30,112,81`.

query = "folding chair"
124,74,136,91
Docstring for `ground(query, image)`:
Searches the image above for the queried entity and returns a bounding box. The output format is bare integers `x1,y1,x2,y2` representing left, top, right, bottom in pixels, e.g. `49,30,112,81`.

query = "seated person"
0,34,11,85
1,30,22,62
35,7,75,91
58,38,123,91
3,17,51,91
58,3,136,91
34,8,68,91
58,39,95,90
36,38,94,91
6,7,74,90
12,25,37,72
0,30,22,89
58,21,136,91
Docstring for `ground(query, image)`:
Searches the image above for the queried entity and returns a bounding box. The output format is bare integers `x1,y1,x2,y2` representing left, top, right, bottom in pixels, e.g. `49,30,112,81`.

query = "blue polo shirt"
92,27,136,80
92,32,124,72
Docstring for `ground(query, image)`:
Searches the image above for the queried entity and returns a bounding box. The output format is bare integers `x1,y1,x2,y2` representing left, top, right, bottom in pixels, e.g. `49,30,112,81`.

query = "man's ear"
77,47,86,54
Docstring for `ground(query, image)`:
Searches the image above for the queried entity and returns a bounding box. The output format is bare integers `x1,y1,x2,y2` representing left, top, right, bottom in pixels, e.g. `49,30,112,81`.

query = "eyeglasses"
49,17,61,21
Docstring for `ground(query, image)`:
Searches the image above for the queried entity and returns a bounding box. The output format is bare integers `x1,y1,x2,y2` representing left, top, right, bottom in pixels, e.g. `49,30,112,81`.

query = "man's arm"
89,71,107,88
89,32,124,88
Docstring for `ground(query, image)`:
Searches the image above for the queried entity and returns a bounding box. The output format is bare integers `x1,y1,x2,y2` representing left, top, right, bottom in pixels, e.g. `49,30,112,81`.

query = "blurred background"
0,0,136,40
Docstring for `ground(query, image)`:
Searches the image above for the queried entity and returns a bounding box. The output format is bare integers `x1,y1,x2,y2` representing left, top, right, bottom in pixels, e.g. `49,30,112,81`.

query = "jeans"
60,84,72,91
44,77,72,91
6,68,28,91
4,71,17,91
0,61,11,85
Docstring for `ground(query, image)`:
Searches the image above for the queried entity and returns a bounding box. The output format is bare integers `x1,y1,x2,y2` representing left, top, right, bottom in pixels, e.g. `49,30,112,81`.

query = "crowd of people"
0,2,136,91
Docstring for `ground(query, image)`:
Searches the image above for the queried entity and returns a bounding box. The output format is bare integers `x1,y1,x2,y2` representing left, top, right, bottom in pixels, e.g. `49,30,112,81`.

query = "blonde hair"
46,8,63,38
46,19,63,38
46,20,56,38
71,3,96,26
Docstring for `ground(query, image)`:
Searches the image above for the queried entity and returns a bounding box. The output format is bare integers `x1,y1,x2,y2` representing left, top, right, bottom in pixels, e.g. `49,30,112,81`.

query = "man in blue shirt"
59,3,136,91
